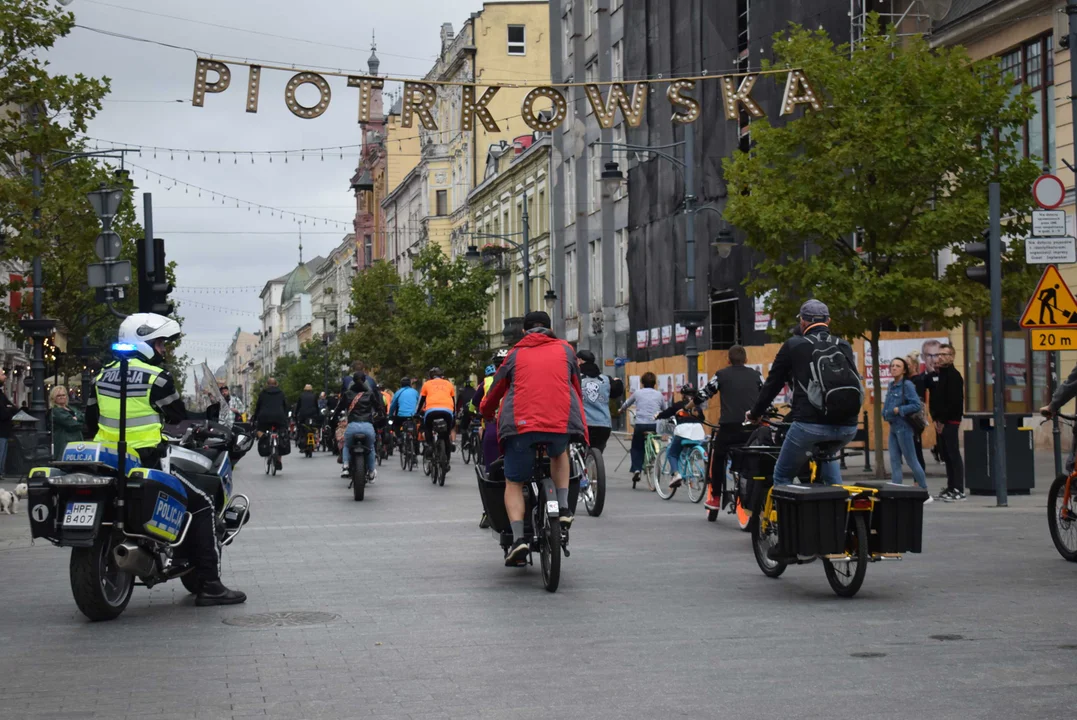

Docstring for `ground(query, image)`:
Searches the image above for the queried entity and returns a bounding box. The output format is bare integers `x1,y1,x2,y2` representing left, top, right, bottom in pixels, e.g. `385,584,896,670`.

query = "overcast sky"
45,0,523,373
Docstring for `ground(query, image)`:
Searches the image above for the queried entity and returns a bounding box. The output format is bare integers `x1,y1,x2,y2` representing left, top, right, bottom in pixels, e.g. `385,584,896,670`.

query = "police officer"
85,313,246,607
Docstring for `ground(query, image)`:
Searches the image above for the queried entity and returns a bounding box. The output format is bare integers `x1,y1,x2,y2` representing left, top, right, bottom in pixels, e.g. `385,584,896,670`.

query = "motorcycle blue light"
112,343,138,353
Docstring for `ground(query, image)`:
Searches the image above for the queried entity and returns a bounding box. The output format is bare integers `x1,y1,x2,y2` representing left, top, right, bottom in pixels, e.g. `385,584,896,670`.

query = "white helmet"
118,313,181,360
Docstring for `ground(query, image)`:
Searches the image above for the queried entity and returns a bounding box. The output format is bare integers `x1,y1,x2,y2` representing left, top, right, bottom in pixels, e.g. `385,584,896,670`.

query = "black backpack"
800,333,864,422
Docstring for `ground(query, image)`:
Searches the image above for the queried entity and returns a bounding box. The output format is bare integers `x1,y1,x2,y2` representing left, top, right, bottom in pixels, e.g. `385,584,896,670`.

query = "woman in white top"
620,372,666,486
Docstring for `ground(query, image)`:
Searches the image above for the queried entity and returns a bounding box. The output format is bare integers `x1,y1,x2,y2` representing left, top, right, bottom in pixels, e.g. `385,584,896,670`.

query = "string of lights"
175,285,265,293
124,161,351,229
178,299,259,317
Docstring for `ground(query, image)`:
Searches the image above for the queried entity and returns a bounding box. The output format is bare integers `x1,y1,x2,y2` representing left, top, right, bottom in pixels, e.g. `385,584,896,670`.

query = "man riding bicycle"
253,377,289,471
748,299,862,491
417,368,456,456
389,376,420,447
480,311,588,566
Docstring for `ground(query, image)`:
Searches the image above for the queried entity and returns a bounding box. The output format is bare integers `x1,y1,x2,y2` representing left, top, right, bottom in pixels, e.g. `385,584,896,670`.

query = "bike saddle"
809,440,846,460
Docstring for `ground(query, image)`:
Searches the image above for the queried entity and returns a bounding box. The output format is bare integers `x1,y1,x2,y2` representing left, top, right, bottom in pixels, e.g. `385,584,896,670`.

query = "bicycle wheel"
584,448,606,517
423,445,432,477
1047,474,1077,561
462,436,472,465
270,452,278,476
686,447,707,503
264,456,270,475
540,510,561,593
750,495,786,578
400,439,408,470
437,441,447,487
824,513,869,597
654,448,676,500
644,438,659,491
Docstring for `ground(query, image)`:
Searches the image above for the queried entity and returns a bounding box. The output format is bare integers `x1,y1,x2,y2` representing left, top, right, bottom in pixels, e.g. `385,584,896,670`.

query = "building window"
564,161,575,225
1000,35,1055,170
612,42,624,82
364,235,373,267
508,25,526,55
584,0,595,37
710,292,739,349
615,229,629,305
435,189,448,216
588,145,600,214
589,239,602,310
566,249,577,316
562,10,573,62
538,187,547,234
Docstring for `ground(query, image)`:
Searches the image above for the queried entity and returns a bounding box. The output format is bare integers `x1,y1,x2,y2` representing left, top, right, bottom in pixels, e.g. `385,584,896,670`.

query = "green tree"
338,247,495,382
277,336,342,400
723,21,1040,475
0,0,190,386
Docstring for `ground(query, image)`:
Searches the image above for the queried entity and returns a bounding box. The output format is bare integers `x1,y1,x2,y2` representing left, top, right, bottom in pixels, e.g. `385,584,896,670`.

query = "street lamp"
467,187,535,315
600,161,625,199
544,288,557,311
712,228,736,259
464,245,482,267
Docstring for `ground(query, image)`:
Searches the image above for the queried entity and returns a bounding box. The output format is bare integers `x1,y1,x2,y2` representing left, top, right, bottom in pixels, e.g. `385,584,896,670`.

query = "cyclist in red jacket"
480,311,588,566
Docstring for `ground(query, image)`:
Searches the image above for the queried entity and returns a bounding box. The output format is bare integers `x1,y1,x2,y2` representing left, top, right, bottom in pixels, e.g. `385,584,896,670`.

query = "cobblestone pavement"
0,445,1074,720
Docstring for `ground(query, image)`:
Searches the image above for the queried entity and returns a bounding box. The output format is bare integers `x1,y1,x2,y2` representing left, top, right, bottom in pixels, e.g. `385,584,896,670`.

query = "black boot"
196,580,247,606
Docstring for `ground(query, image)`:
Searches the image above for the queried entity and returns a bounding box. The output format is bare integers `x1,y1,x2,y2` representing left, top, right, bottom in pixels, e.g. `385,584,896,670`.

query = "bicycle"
1046,413,1077,562
263,426,281,476
301,423,317,458
654,435,708,502
461,421,481,466
398,418,418,472
570,442,605,516
745,413,927,598
704,421,752,529
428,416,451,487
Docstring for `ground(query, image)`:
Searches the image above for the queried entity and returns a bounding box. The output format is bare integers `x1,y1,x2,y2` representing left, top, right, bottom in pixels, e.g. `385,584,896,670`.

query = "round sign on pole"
1033,173,1066,209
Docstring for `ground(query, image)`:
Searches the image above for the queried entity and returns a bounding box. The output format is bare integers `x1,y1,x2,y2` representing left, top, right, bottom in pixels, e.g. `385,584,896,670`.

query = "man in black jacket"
697,345,762,511
928,343,965,501
334,370,386,480
294,384,319,427
253,378,289,470
749,300,861,488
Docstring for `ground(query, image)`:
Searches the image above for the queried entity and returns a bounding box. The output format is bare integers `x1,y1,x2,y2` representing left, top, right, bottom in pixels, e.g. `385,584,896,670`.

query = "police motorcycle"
25,355,254,621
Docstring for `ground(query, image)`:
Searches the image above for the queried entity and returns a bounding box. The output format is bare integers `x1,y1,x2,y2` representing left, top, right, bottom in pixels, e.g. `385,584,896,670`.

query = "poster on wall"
629,375,640,394
650,329,660,348
636,330,648,349
661,325,672,345
864,337,949,390
675,324,687,343
767,364,793,405
675,373,686,391
754,291,774,331
697,372,709,390
658,374,675,407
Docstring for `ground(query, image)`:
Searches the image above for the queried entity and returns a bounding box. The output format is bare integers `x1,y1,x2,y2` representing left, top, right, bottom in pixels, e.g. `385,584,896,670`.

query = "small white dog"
0,488,18,515
14,483,27,499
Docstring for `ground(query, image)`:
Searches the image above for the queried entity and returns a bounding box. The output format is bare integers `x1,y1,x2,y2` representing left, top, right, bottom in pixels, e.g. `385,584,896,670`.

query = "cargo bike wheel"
750,489,786,579
823,513,869,598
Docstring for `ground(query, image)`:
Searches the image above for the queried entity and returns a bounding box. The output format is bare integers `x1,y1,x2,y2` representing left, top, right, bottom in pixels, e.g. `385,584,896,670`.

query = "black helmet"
577,349,596,364
429,366,443,378
400,376,411,388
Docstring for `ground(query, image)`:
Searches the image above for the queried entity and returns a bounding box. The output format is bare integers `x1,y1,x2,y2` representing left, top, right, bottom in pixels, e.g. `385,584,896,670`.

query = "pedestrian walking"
906,352,929,471
0,369,14,478
884,358,931,501
928,343,965,501
619,372,666,486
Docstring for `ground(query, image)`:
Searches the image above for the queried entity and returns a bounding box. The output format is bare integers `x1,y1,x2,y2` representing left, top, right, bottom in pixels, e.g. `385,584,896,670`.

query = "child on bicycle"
655,384,706,489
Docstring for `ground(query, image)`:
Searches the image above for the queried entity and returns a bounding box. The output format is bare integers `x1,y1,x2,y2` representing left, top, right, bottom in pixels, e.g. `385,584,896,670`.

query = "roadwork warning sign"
1020,265,1077,328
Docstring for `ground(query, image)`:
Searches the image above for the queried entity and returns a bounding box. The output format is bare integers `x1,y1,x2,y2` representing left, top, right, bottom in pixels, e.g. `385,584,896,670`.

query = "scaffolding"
851,0,933,51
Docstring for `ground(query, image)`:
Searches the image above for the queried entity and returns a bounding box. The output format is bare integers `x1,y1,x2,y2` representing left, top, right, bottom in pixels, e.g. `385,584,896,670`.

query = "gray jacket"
621,388,665,425
1050,363,1077,412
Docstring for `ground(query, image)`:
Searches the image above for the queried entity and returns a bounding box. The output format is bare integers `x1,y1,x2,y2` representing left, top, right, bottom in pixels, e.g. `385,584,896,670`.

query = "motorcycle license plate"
63,502,97,528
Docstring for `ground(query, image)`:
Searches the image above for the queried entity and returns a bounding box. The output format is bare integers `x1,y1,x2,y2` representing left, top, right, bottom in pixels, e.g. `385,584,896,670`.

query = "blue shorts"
502,431,569,483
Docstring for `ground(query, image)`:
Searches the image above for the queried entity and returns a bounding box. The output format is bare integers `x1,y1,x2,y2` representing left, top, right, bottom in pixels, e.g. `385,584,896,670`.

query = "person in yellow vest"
84,313,246,607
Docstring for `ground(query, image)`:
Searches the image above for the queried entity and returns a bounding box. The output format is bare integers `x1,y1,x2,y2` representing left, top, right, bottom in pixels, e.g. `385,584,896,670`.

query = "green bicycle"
636,427,664,491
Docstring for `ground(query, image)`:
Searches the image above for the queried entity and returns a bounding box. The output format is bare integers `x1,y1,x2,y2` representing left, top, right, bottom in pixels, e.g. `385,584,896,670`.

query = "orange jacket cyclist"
417,368,457,452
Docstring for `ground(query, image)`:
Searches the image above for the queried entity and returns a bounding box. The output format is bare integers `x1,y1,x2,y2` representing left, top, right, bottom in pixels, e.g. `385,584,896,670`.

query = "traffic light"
965,231,992,288
150,237,174,316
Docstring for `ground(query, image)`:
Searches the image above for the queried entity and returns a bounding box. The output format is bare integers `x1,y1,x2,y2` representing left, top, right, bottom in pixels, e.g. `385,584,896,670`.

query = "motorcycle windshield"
198,364,227,419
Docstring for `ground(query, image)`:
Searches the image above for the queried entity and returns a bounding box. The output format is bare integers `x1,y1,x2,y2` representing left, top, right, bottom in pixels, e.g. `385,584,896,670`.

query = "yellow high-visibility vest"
92,358,168,450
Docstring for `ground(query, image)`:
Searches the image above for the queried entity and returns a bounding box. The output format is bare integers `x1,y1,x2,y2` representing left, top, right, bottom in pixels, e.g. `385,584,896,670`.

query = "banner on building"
754,291,774,331
675,324,687,343
191,58,819,131
650,329,660,348
636,330,648,349
661,325,672,345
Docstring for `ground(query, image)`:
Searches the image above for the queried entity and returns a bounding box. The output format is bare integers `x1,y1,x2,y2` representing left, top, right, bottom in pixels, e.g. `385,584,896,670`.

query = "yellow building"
385,2,550,274
469,134,553,348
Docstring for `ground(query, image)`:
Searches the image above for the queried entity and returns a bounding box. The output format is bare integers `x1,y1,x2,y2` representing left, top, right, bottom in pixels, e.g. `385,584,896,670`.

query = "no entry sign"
1033,174,1066,209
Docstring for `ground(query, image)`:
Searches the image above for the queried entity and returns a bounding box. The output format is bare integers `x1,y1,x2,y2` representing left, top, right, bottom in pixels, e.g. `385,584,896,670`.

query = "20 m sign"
191,58,822,131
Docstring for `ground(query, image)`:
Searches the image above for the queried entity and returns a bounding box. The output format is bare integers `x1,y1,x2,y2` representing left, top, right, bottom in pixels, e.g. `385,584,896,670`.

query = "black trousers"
938,423,965,492
588,426,611,453
708,426,753,495
137,446,220,583
912,428,926,470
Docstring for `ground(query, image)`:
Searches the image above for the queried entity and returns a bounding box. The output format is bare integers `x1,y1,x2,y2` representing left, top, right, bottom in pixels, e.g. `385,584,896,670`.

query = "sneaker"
704,486,721,511
669,473,683,489
505,538,529,566
923,495,934,505
479,513,490,529
559,509,574,527
368,469,377,484
340,467,350,478
631,471,640,487
936,489,954,501
951,490,966,501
